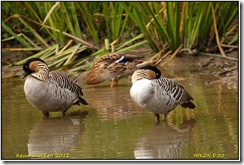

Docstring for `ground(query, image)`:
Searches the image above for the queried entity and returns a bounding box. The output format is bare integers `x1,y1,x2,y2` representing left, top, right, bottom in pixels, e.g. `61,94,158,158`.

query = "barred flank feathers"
156,77,196,109
49,71,88,105
49,71,84,96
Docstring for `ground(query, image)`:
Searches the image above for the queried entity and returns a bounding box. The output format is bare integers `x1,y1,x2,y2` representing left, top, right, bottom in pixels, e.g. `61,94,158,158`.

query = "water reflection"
1,72,239,159
28,114,87,159
82,80,143,121
134,119,196,159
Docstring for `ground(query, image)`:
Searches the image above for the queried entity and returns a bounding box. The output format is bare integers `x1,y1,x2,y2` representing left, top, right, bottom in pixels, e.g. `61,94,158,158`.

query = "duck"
76,53,145,87
22,58,88,117
130,65,196,123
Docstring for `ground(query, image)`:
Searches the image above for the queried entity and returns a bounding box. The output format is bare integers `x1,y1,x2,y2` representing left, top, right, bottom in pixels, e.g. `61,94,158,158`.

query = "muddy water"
1,71,239,160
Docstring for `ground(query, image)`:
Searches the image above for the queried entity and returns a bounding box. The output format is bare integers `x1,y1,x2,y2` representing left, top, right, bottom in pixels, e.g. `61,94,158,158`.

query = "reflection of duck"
76,53,144,87
134,119,196,159
28,115,87,159
130,66,196,123
22,58,88,117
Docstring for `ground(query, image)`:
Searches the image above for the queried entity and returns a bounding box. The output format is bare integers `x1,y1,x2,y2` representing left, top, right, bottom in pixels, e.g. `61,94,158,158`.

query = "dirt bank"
1,50,238,90
162,50,238,90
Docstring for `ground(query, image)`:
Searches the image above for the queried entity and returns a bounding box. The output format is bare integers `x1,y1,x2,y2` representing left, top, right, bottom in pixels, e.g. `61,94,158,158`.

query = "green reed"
119,2,238,62
1,2,238,71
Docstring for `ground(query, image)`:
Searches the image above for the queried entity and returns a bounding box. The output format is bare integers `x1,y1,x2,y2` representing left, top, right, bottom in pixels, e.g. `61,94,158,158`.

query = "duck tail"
181,100,196,109
74,97,88,105
79,97,88,105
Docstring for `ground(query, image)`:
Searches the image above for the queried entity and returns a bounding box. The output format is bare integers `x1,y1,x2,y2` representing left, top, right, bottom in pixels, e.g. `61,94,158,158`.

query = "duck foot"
42,111,49,117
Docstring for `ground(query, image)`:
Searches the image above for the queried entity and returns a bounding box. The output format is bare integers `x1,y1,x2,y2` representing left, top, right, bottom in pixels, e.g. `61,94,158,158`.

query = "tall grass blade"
2,22,32,48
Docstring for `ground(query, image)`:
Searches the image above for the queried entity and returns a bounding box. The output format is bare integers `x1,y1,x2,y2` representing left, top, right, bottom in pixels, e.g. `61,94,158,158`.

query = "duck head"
131,65,161,84
22,58,47,79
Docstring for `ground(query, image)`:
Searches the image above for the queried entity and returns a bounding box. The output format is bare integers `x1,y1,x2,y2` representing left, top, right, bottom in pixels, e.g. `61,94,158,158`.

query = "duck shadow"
134,119,196,159
27,114,87,159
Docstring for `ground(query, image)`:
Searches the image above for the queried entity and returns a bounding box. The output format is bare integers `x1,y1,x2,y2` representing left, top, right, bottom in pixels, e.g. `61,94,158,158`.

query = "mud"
1,49,238,90
162,50,238,90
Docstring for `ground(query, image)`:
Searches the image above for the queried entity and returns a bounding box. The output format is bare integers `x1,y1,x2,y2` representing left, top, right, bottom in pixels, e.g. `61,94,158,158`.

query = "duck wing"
93,53,121,67
94,53,143,67
154,77,195,109
48,71,88,105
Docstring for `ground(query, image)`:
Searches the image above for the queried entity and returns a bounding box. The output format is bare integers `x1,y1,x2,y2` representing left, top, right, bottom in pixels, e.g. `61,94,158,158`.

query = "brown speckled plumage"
83,53,144,87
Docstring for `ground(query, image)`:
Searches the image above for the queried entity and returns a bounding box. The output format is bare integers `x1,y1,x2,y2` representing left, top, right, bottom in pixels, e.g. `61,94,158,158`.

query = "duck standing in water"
76,53,144,87
22,58,88,117
130,65,195,123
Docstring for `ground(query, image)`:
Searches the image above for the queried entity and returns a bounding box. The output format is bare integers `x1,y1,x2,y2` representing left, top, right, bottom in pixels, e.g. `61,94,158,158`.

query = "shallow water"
1,71,239,160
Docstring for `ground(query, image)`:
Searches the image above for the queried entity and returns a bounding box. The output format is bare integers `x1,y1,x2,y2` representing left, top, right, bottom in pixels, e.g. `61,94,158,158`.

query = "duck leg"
163,114,167,122
110,81,119,87
42,111,49,117
115,80,119,86
110,81,115,88
154,113,160,125
110,80,119,87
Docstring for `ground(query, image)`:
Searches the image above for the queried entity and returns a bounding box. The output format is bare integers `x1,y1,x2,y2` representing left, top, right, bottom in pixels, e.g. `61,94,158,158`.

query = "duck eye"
23,65,29,71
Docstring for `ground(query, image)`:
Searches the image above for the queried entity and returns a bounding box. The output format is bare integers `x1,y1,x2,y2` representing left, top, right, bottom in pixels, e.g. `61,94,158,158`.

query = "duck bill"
22,72,29,79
